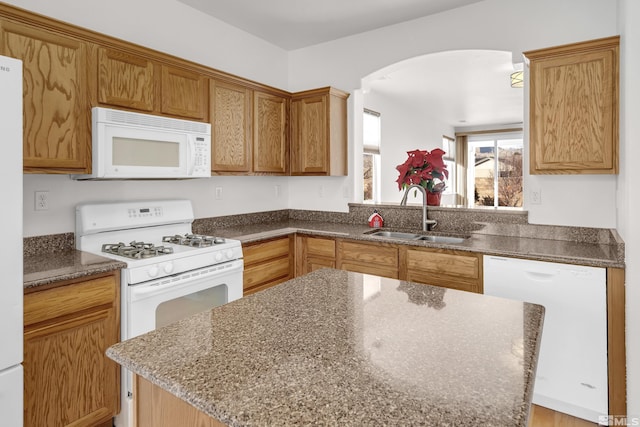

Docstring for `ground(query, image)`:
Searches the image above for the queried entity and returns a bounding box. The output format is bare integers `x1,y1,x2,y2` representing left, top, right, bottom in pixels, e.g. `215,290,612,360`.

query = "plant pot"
426,191,442,206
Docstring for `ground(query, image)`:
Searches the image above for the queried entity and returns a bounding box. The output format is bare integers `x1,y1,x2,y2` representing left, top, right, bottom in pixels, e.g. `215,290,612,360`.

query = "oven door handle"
129,260,243,300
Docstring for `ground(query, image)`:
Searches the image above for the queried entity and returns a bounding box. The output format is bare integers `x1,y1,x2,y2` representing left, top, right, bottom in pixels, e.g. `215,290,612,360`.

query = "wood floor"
529,405,596,427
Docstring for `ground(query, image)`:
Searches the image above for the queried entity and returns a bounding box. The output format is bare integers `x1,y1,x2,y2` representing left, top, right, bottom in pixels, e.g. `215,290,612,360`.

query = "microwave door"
104,126,188,178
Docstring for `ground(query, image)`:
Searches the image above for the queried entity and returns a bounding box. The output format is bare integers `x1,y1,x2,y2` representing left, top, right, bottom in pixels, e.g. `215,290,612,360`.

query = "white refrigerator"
0,55,24,427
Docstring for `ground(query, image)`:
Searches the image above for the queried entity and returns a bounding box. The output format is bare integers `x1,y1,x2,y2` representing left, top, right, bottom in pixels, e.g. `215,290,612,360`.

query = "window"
467,133,523,208
442,136,455,195
363,109,381,203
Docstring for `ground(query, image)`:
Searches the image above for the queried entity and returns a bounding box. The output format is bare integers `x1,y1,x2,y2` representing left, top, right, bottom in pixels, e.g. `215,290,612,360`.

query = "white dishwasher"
483,255,607,423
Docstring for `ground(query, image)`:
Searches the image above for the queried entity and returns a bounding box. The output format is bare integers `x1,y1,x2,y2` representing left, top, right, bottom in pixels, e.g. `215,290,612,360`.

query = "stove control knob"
164,263,174,274
225,249,234,259
148,266,159,278
215,252,223,262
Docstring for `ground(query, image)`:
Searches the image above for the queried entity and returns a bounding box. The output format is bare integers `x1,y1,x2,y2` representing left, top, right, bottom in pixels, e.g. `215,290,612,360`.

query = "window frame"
466,131,524,209
363,108,381,203
442,135,455,196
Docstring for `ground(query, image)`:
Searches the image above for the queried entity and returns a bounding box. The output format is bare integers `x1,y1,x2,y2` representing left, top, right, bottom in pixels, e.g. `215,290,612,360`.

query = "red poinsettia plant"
396,148,449,193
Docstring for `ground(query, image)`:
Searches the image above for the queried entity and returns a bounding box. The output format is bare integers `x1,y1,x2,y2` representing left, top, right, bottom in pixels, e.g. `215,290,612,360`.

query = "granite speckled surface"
23,249,125,290
193,219,624,268
24,204,624,291
107,268,545,427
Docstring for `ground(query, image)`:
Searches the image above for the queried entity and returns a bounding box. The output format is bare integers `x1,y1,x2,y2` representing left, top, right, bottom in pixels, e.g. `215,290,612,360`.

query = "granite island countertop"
107,268,545,427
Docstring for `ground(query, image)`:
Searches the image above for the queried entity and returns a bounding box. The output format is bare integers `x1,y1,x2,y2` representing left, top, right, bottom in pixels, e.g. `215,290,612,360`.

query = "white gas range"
75,199,243,427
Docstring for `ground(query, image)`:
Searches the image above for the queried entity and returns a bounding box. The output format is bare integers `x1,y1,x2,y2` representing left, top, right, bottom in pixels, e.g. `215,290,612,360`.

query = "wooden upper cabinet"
254,91,288,174
525,36,619,175
210,79,252,172
291,87,349,176
97,47,155,111
0,20,90,173
161,65,207,120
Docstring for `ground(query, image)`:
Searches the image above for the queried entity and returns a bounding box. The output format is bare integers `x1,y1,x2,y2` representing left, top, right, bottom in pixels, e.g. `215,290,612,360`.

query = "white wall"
363,90,454,204
618,0,639,419
288,0,619,228
7,0,638,415
9,0,620,229
5,0,292,236
3,0,289,89
23,175,289,237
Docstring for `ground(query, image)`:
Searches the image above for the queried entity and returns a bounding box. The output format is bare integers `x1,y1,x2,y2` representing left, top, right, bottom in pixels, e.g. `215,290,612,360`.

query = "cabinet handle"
524,270,557,281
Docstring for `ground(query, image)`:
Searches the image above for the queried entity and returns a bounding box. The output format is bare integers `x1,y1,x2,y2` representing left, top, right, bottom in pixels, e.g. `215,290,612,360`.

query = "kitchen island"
107,268,545,427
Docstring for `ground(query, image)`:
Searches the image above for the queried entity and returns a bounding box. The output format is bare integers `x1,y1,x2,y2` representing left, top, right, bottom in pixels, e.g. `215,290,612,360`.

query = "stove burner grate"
162,233,226,247
102,241,174,259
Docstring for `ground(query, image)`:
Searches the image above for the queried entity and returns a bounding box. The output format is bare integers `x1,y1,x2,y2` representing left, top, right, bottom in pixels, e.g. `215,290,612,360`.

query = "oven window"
155,284,228,328
113,137,180,167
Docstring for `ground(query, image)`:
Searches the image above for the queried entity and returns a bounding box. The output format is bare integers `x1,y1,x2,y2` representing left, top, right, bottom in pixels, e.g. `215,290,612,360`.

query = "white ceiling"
177,0,522,128
178,0,484,50
363,50,524,128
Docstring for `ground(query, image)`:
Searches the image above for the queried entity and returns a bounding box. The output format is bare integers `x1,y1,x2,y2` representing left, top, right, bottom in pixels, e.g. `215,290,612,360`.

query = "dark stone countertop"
107,268,545,427
23,214,624,291
195,220,624,269
23,250,126,291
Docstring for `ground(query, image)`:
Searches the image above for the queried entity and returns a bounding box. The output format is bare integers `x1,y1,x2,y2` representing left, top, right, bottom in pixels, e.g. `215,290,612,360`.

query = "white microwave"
74,107,211,180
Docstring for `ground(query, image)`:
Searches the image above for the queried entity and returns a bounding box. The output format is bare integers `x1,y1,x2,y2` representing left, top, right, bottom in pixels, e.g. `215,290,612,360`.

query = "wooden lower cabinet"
296,235,336,276
23,272,121,427
135,376,224,427
336,239,399,279
399,246,483,293
243,235,294,295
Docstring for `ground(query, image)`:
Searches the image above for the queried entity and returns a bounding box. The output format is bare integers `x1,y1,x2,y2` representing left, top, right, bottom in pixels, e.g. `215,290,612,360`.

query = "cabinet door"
291,95,327,174
526,36,619,174
401,247,482,293
97,47,155,111
337,240,398,279
0,21,89,173
296,235,336,276
210,80,252,172
253,91,287,174
243,236,293,295
23,274,120,427
161,65,207,120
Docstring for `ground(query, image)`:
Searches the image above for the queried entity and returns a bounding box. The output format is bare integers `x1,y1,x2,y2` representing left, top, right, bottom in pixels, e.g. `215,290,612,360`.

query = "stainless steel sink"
368,231,422,239
366,230,467,244
416,235,466,244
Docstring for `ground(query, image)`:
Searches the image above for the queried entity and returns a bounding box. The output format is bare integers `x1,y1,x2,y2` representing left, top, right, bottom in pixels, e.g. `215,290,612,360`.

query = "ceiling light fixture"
510,71,524,88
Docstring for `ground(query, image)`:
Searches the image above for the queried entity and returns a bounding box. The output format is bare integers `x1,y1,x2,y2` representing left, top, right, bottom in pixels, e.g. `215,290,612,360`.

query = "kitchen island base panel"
135,376,226,427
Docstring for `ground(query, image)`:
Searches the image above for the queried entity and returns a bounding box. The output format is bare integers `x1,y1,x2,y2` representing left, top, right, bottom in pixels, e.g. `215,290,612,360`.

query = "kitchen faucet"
400,184,438,231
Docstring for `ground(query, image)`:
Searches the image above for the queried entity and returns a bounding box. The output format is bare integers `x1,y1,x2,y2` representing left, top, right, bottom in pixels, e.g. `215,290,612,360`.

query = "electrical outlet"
318,185,324,198
274,185,281,198
530,188,542,204
35,191,49,211
215,187,223,200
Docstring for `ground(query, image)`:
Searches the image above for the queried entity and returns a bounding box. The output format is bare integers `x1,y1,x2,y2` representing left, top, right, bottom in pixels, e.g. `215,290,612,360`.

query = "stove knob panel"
215,252,223,262
148,265,159,278
225,249,234,259
164,263,174,274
